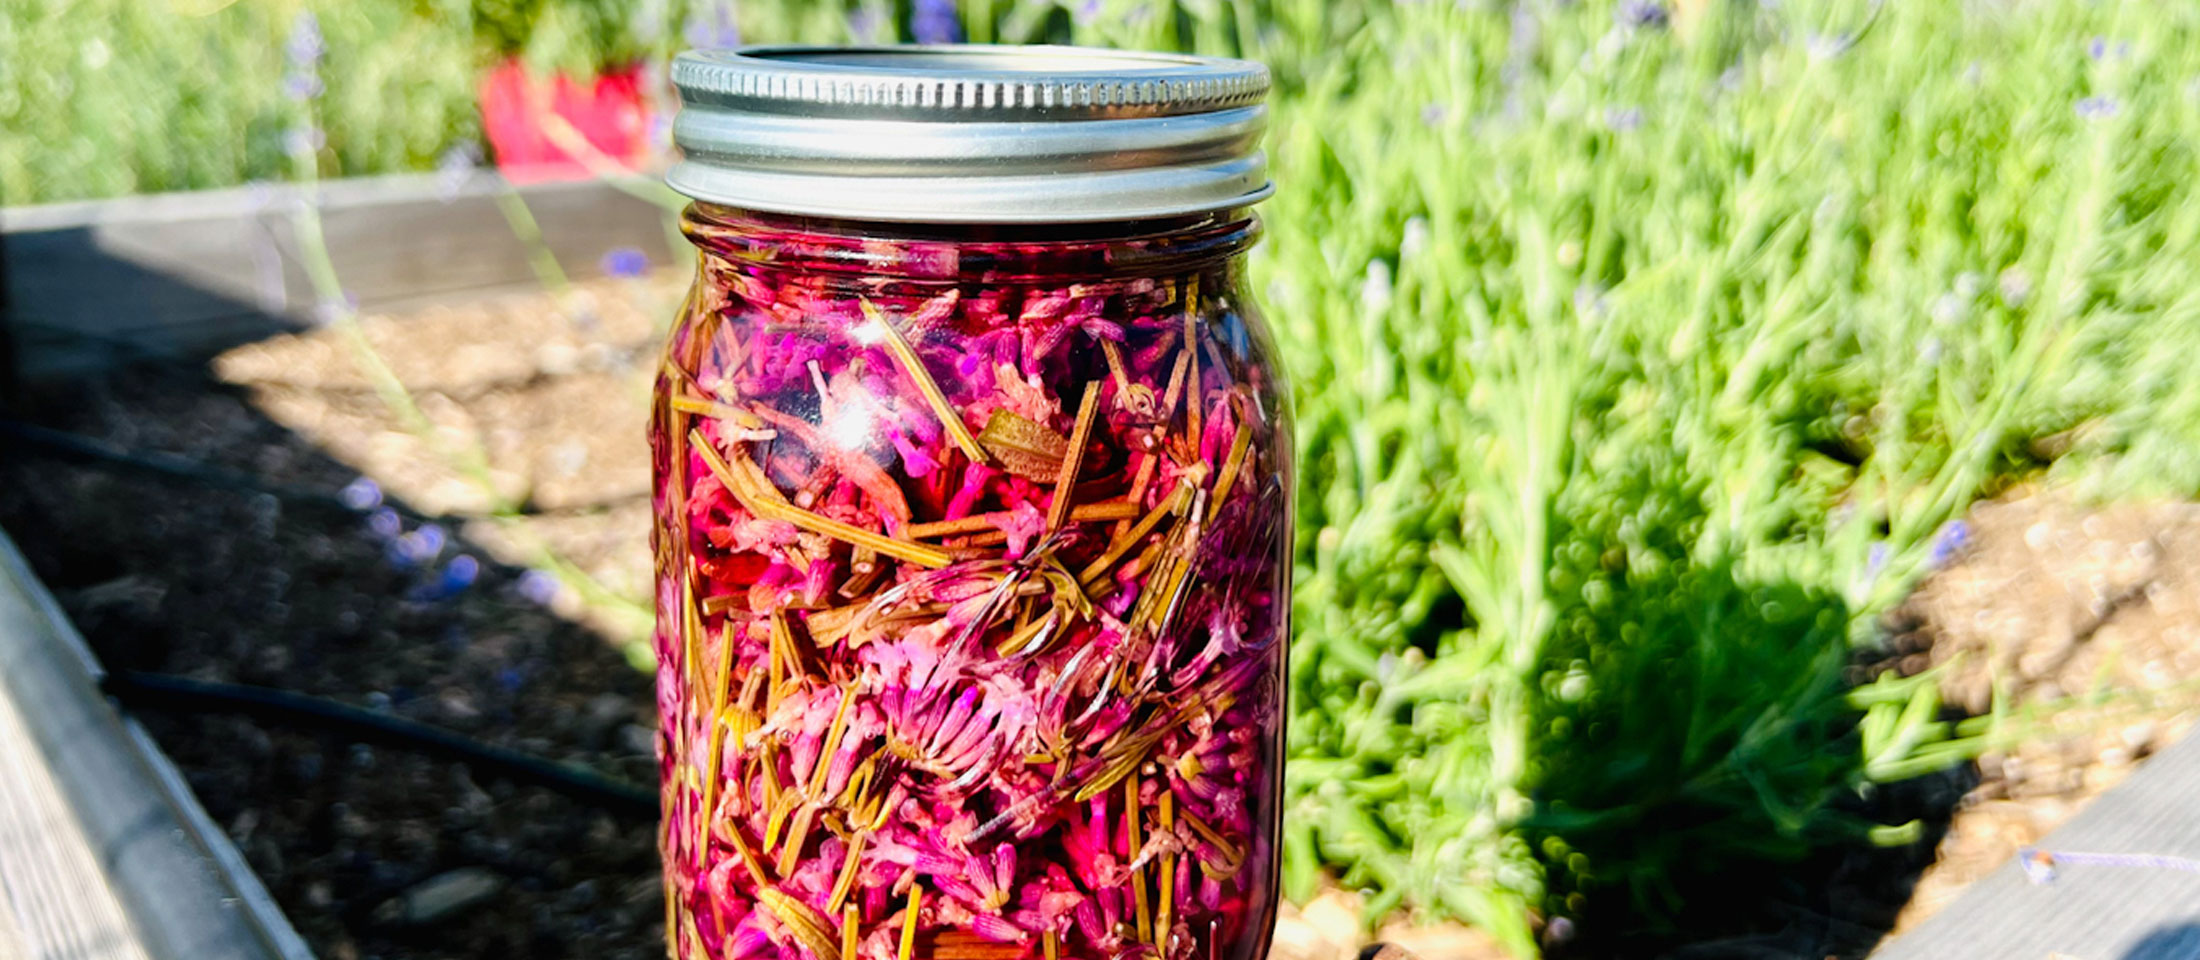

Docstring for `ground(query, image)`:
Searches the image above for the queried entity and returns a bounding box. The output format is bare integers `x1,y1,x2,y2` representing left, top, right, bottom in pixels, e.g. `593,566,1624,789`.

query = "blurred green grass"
16,0,2200,954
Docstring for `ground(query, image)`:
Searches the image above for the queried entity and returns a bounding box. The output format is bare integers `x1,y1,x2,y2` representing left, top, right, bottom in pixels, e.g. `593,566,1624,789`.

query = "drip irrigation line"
102,670,658,821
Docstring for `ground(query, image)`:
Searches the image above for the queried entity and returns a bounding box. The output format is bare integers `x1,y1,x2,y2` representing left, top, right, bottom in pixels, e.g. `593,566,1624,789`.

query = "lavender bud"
601,246,650,278
1545,917,1576,944
438,554,481,594
401,524,447,564
1616,0,1667,28
2075,95,2121,120
912,0,962,44
367,507,402,540
518,569,562,605
685,0,741,49
283,70,323,102
847,7,882,43
340,477,383,511
1927,519,1971,568
286,11,324,69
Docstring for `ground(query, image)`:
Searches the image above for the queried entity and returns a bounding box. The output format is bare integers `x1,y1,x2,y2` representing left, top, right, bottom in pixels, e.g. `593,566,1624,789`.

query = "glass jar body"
650,205,1290,960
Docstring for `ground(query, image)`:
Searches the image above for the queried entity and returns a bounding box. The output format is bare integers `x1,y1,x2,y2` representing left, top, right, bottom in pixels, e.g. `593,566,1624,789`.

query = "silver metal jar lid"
666,45,1273,223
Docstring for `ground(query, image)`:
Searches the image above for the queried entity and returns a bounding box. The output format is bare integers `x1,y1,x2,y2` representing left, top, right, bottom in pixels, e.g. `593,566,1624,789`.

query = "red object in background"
478,59,654,182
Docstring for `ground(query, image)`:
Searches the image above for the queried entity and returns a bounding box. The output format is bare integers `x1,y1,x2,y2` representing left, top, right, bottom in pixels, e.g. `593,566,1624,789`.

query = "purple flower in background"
340,476,382,511
1617,0,1667,29
399,524,447,566
408,554,480,601
647,112,674,153
435,554,481,596
286,12,324,69
517,569,561,605
1927,519,1971,568
367,506,402,539
283,70,323,102
436,144,479,202
601,246,649,278
1073,0,1103,25
848,7,883,43
2087,36,2108,60
1421,102,1450,127
685,0,741,49
2076,95,2122,120
1865,541,1890,582
1604,106,1644,132
912,0,962,44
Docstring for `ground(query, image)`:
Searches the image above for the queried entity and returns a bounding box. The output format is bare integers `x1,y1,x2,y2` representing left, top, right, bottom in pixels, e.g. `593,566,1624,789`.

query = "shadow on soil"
1526,558,1976,960
2124,923,2200,960
0,347,665,959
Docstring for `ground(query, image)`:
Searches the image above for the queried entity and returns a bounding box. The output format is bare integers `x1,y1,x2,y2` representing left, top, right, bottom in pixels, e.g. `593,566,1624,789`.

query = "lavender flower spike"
1926,519,1971,569
2076,95,2123,120
286,11,324,69
913,0,962,44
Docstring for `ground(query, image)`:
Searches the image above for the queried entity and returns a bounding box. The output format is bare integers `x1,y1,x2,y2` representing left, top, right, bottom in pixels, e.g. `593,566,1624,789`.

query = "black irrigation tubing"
103,670,660,821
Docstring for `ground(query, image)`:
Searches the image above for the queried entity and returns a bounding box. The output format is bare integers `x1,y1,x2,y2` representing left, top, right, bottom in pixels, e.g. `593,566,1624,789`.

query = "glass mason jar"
650,46,1288,960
